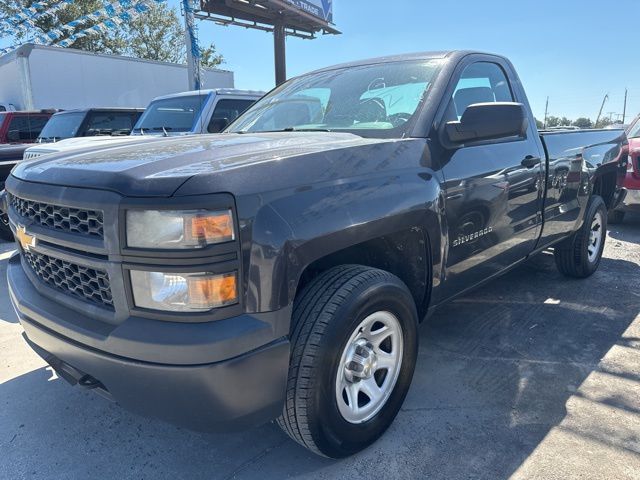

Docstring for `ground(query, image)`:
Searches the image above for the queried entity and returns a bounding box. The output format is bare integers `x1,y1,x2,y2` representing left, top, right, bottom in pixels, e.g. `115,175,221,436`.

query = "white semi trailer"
0,43,234,111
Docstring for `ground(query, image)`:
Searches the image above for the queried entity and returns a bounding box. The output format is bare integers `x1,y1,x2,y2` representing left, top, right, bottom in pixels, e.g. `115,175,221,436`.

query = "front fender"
242,171,443,315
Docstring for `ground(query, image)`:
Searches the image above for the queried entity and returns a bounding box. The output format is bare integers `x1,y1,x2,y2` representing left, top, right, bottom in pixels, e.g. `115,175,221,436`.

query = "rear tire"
608,209,625,224
277,265,418,458
554,195,607,278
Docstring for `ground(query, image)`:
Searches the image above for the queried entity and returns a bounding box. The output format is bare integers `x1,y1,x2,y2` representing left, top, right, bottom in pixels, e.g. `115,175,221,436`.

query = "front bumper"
8,253,290,432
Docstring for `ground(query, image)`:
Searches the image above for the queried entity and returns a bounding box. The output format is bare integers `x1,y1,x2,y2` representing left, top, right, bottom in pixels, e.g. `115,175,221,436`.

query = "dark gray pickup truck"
2,51,627,458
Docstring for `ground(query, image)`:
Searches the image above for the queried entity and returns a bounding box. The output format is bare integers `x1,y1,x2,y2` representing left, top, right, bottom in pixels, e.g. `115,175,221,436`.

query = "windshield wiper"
237,127,333,134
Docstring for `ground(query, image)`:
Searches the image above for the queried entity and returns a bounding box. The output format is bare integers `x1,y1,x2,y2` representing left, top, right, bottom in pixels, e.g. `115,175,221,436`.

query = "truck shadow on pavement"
1,235,639,479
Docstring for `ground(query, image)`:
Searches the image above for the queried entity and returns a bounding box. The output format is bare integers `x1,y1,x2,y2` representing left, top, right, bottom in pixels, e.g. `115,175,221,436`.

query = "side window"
7,116,50,141
85,113,135,135
208,99,256,133
444,62,513,122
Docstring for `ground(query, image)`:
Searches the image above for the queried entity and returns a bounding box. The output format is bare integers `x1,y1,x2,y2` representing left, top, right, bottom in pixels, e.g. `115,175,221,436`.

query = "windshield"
627,117,640,139
227,59,443,138
133,94,208,134
37,112,85,142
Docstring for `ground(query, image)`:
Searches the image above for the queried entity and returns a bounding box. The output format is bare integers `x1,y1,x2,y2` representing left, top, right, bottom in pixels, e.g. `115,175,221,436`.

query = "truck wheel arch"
288,225,435,323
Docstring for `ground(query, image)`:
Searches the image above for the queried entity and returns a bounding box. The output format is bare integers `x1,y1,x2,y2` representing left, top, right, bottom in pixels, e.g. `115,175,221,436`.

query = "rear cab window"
85,111,139,136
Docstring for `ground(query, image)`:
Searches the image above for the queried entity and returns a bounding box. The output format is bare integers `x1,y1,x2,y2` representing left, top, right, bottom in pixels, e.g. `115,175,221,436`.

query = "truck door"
438,60,544,299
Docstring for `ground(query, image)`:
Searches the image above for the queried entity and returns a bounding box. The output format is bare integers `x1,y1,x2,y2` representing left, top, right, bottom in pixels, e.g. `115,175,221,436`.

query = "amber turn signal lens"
187,212,234,244
188,273,237,308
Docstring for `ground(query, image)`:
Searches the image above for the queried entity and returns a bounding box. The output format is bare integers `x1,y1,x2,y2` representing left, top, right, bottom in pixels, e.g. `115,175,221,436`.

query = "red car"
611,116,640,223
0,110,54,144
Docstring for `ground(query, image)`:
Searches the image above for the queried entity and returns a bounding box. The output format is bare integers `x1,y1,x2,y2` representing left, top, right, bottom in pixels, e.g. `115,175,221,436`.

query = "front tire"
277,265,419,458
554,195,607,278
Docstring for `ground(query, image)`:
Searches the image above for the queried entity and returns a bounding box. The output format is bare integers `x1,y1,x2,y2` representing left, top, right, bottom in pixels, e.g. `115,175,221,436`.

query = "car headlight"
130,270,238,312
126,209,234,249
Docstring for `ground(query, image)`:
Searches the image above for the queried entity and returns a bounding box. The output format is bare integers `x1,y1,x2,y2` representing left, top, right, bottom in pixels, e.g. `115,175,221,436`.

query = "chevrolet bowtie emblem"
16,225,37,251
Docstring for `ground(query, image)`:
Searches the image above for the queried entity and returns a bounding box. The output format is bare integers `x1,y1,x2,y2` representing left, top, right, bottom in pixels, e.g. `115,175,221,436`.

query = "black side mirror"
6,130,20,142
445,102,528,144
208,117,230,133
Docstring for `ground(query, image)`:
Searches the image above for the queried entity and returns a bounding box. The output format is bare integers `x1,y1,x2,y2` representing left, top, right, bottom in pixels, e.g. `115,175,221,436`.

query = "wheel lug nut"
355,345,368,356
347,360,364,373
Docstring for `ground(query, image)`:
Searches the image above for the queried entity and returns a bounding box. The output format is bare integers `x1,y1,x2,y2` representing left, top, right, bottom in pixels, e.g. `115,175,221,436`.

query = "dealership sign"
285,0,333,23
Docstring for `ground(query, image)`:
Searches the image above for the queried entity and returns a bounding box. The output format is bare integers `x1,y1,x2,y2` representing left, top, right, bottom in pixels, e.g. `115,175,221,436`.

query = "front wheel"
554,195,607,278
277,265,418,458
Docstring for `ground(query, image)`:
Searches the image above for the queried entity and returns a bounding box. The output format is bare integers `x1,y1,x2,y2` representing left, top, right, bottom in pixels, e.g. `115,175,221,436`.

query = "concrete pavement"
1,214,639,479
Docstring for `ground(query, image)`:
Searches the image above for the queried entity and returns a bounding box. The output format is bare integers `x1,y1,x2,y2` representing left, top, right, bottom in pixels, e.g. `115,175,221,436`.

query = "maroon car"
0,110,53,144
610,116,640,223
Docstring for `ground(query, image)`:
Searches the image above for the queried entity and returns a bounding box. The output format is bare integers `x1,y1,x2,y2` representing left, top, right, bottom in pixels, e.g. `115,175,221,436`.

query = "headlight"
126,209,234,249
130,270,238,312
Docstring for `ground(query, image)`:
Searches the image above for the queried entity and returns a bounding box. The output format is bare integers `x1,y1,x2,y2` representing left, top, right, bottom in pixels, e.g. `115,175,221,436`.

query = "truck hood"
11,132,388,197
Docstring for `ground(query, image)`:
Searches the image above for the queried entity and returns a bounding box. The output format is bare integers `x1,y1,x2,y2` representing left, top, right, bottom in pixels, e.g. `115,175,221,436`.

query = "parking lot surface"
1,214,639,480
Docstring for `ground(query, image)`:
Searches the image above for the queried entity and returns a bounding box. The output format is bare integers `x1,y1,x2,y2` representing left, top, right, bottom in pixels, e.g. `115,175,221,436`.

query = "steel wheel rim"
335,310,403,424
587,211,603,263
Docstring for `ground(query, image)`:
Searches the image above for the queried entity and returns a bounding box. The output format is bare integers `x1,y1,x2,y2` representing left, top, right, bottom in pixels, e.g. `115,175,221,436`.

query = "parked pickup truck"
2,51,626,458
22,108,144,159
21,90,262,160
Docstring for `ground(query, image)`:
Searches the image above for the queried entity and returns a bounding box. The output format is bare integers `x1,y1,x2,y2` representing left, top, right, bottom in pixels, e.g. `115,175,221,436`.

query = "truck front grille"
9,194,104,238
23,151,45,160
23,250,114,309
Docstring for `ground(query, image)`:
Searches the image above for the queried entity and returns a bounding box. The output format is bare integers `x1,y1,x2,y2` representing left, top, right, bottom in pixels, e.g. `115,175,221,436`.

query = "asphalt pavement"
1,214,639,479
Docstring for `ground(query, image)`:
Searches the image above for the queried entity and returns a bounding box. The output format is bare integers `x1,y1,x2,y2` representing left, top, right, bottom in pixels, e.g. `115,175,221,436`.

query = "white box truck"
0,44,235,111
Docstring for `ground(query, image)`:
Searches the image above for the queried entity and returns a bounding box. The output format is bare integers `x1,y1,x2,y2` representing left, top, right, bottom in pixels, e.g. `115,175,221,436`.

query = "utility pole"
273,24,287,86
623,88,628,124
543,96,549,129
595,93,608,128
183,0,201,90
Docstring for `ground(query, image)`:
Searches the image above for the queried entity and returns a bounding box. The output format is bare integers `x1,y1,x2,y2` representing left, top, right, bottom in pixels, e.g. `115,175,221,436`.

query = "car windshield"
37,112,86,142
227,59,443,138
627,117,640,138
133,94,208,133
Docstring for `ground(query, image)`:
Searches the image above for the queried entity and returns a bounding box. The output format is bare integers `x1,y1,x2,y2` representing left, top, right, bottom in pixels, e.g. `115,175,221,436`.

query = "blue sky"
1,1,636,122
185,0,638,123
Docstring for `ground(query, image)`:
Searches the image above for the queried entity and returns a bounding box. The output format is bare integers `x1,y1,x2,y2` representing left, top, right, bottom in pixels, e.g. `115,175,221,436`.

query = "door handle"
521,156,541,168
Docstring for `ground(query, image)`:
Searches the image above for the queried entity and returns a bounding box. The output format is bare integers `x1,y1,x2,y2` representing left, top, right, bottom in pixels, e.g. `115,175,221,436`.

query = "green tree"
535,118,544,130
545,116,560,128
200,43,224,69
0,1,223,67
595,116,613,128
572,117,593,129
559,116,571,126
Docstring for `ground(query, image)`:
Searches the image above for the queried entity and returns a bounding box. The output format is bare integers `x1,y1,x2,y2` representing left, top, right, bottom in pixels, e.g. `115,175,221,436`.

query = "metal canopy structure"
195,0,339,85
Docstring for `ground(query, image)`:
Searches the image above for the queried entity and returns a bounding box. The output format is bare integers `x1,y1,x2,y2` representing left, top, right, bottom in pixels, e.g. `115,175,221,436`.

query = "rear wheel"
554,195,607,278
277,265,418,458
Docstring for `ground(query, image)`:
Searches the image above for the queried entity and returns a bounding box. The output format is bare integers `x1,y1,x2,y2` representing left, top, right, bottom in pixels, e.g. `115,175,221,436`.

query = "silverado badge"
16,225,36,251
